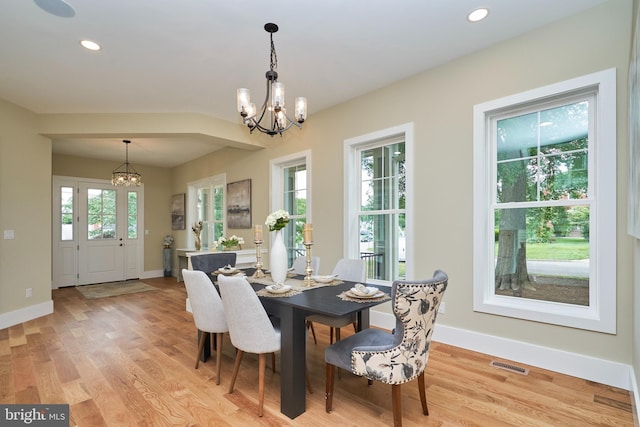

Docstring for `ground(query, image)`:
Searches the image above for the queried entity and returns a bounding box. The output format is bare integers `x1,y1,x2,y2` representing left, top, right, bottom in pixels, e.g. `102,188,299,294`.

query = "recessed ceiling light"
80,40,101,51
468,8,489,22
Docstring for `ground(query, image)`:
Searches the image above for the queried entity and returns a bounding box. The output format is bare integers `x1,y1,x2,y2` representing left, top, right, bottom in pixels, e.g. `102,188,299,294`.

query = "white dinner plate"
217,267,239,275
266,285,291,294
347,289,384,299
350,286,378,297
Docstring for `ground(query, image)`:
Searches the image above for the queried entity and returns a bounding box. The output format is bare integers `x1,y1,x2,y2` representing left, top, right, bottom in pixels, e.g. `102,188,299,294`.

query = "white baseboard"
0,300,54,330
140,270,164,279
370,311,632,391
630,367,640,426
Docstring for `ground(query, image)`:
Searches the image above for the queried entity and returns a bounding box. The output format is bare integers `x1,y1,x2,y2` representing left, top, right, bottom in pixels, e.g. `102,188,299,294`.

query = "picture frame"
227,179,251,229
171,193,186,230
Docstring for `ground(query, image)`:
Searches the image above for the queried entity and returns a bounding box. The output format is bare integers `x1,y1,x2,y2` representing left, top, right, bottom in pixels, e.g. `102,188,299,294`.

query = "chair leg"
391,384,402,427
352,321,357,333
215,333,223,385
417,371,428,415
258,353,266,417
229,350,244,394
307,321,317,344
335,327,342,379
271,352,276,373
195,330,207,369
305,365,313,394
329,327,335,344
325,364,335,413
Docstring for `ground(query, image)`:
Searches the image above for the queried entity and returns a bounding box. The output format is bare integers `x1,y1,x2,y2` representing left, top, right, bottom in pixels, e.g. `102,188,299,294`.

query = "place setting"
212,264,245,277
338,283,390,303
256,281,302,298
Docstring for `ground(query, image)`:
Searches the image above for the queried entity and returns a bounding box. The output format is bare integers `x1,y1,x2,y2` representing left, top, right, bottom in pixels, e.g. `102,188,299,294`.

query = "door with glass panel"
53,178,142,286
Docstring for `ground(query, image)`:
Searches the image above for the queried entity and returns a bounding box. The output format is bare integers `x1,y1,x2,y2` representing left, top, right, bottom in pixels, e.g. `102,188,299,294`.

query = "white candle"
254,224,263,241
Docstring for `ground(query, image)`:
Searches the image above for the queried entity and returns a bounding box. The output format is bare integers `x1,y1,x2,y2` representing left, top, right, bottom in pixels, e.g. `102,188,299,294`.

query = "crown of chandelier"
236,23,307,137
111,140,142,186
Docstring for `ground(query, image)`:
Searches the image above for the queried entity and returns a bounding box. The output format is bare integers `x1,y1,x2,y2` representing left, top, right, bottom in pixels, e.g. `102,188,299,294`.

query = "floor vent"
490,361,529,375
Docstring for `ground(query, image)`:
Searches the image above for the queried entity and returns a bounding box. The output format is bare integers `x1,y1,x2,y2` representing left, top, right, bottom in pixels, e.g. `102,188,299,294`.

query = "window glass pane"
128,191,137,239
496,157,537,203
494,206,589,305
282,164,307,265
497,101,589,204
213,186,224,221
358,141,405,282
87,189,117,240
61,186,73,241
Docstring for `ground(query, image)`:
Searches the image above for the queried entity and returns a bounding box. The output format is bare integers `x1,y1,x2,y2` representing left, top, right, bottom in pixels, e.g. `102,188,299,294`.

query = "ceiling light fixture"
468,8,489,22
80,40,101,51
112,140,142,186
237,23,307,137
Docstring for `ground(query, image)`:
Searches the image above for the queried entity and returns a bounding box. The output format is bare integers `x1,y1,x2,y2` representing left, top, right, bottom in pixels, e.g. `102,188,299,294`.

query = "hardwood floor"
0,276,634,426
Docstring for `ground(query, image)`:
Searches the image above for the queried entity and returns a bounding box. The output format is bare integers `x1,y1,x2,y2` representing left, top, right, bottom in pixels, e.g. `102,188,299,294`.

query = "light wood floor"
0,276,634,426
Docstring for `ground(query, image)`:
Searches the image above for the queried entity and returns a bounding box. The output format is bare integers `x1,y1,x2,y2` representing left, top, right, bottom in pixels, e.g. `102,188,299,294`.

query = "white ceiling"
0,0,608,168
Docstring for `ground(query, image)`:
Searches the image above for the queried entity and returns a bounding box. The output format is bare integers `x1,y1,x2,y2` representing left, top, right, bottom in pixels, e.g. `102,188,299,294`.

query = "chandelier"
111,140,142,186
236,23,307,137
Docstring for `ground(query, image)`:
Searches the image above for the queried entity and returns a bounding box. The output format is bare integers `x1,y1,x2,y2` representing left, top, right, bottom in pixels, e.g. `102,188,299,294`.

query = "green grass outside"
496,237,589,261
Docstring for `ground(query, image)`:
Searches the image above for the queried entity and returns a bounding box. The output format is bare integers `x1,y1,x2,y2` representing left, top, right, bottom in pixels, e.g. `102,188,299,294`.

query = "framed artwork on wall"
227,179,251,229
171,193,186,230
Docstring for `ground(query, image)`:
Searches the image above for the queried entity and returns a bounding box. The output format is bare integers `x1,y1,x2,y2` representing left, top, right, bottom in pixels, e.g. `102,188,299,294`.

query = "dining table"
203,269,391,419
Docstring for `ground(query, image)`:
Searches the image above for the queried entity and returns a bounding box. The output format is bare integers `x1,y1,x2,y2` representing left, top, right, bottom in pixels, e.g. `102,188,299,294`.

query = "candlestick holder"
251,239,266,279
302,241,314,287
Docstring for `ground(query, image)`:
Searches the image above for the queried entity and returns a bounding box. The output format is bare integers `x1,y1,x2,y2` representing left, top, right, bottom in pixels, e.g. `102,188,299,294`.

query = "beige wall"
0,98,52,313
52,154,173,272
171,0,634,365
0,0,634,384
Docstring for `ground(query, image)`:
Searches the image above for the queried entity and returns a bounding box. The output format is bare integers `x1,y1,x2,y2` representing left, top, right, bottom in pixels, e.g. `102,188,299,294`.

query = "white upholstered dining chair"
324,270,448,427
182,269,229,385
217,274,282,417
291,255,320,275
306,258,366,344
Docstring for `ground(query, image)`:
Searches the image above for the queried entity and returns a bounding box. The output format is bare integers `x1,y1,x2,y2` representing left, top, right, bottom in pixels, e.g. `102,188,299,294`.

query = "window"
189,175,225,250
128,191,138,239
345,124,413,284
87,188,116,239
271,151,312,266
60,186,74,241
473,69,616,333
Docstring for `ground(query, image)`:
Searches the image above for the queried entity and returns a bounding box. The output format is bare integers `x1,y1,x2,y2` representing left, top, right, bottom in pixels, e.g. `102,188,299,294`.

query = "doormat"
76,280,157,299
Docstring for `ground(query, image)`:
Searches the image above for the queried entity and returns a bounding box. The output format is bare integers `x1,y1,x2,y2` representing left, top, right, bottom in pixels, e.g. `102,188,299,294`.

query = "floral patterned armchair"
324,270,448,427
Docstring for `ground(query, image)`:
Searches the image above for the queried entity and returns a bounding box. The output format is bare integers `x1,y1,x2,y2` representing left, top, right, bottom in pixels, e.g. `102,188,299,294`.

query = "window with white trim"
473,69,616,333
270,151,312,266
188,175,225,250
345,124,413,284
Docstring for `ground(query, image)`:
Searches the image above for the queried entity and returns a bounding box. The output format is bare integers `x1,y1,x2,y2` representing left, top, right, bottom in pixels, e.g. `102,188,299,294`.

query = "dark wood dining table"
203,271,391,419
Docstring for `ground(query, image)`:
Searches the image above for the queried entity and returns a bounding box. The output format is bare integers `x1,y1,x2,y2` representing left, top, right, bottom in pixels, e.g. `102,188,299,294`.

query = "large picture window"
473,69,616,333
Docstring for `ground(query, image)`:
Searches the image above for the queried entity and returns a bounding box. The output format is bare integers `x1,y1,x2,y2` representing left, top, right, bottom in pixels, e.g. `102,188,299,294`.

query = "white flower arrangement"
163,235,174,247
265,209,290,231
214,235,245,250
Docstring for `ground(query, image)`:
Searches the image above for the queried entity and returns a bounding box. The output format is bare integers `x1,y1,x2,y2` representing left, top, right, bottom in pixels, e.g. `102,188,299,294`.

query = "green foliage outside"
496,237,588,260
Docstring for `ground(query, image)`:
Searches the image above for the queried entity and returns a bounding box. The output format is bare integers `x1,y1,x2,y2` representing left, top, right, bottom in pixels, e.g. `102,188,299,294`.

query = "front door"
52,176,143,287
